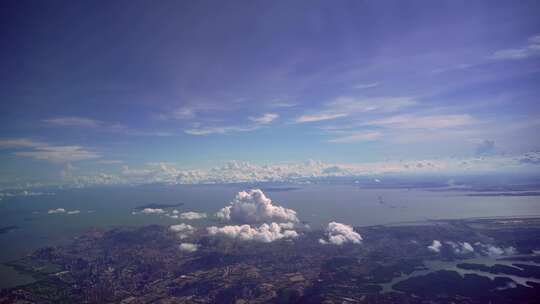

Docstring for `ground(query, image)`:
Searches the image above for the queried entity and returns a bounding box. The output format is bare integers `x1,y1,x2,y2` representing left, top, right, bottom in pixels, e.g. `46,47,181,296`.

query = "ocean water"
1,183,539,289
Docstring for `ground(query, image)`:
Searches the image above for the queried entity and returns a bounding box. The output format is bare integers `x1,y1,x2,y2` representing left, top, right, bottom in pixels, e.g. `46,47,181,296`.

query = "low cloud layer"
169,223,195,239
216,189,298,224
48,208,80,215
179,242,199,252
428,240,442,252
475,243,517,256
137,208,165,215
446,241,474,255
179,211,207,220
428,240,515,256
207,222,298,243
319,222,362,245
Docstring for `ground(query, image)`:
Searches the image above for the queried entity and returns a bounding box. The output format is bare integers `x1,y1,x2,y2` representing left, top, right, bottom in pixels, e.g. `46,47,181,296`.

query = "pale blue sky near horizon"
1,0,540,184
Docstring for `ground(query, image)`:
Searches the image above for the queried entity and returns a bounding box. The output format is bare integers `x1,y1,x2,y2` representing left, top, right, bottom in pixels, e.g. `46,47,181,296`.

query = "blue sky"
1,1,540,186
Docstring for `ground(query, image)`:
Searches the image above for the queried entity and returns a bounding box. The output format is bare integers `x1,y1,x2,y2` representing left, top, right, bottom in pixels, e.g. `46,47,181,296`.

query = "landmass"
1,218,540,303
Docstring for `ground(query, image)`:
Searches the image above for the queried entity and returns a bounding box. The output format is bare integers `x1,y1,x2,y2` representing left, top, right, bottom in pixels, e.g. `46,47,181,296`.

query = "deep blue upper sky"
1,0,540,186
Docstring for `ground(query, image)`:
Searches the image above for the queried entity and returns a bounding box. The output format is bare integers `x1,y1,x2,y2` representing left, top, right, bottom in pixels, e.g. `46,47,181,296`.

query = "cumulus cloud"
216,189,298,224
48,208,66,214
179,211,207,220
428,240,442,252
140,208,166,214
475,243,517,256
67,210,81,215
36,151,540,188
179,243,199,252
207,222,298,243
319,222,362,245
446,241,474,255
169,223,195,239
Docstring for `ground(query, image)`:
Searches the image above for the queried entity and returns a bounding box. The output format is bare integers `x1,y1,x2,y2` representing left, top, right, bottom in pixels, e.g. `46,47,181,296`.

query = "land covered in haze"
1,216,540,304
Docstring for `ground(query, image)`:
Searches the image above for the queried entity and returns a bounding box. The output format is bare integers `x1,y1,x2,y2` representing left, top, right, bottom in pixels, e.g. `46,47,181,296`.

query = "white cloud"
44,116,173,137
446,241,474,255
353,82,379,90
365,114,475,129
0,139,47,149
216,189,299,224
319,222,362,245
179,211,207,220
47,151,540,188
48,208,66,214
185,125,258,136
249,113,279,124
1,138,101,163
140,208,165,214
15,146,101,163
207,222,298,243
179,243,199,252
490,34,540,60
327,131,382,144
44,116,102,128
67,210,81,215
295,113,348,123
475,243,517,256
295,96,415,124
428,240,442,252
169,223,196,239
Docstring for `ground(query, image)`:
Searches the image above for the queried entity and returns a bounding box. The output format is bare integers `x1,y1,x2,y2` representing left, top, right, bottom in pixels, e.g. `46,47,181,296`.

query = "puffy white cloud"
179,243,199,252
216,189,298,224
140,208,165,214
428,240,442,252
179,211,207,220
67,210,81,215
207,222,298,243
319,222,362,245
48,208,66,214
475,243,517,256
446,241,474,255
169,223,195,239
33,151,540,188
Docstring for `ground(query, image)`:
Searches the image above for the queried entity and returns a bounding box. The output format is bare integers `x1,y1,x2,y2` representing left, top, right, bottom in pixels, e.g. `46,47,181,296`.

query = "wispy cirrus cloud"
248,113,279,124
185,112,279,136
295,96,416,124
327,131,382,144
0,138,101,163
44,117,102,128
44,116,173,137
352,82,379,90
0,138,47,149
489,34,540,61
365,114,475,129
295,113,348,123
